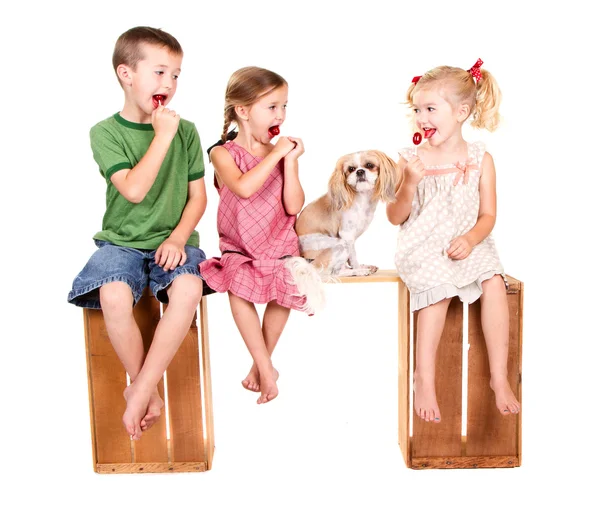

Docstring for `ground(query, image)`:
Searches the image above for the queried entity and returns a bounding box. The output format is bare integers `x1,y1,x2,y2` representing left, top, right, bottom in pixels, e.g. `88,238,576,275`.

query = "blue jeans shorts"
68,240,208,309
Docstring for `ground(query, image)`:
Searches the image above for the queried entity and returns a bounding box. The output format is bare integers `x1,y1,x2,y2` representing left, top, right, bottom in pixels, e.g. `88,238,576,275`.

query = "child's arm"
211,137,296,199
155,178,208,271
386,157,423,225
447,152,497,260
281,137,305,216
111,107,180,203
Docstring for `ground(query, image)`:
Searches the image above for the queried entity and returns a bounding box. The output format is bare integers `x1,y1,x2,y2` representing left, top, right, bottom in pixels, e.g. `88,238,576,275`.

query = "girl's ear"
235,105,249,121
457,102,471,123
117,64,133,86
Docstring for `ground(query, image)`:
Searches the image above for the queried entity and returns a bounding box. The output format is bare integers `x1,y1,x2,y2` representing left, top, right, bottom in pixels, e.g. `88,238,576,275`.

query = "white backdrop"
3,1,598,529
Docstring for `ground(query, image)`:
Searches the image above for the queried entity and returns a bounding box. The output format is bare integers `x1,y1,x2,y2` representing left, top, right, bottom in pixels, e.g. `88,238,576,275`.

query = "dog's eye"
366,163,375,169
348,166,356,172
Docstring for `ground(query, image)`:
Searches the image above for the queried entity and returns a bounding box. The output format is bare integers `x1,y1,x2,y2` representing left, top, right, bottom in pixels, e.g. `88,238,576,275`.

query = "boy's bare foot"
140,388,164,431
242,364,279,393
490,377,520,415
123,383,152,440
257,367,279,404
413,374,441,423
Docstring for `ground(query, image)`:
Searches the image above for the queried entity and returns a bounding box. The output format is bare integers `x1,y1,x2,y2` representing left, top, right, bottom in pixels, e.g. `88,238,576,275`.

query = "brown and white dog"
295,150,397,277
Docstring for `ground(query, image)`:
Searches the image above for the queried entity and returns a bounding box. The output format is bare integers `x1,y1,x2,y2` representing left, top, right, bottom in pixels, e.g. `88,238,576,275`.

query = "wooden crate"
83,292,214,474
339,271,523,469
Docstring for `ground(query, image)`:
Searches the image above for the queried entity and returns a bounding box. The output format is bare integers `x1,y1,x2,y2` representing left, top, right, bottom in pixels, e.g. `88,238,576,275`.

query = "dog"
295,150,398,277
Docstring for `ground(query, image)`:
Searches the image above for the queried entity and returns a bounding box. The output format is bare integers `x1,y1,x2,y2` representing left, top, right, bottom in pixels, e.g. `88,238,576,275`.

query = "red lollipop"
413,132,422,145
153,95,166,108
268,125,280,138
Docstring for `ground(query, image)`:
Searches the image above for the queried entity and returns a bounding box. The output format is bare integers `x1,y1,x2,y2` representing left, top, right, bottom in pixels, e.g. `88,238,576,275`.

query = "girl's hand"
447,236,472,260
156,236,187,271
404,156,425,186
273,136,297,158
285,137,304,160
152,104,180,142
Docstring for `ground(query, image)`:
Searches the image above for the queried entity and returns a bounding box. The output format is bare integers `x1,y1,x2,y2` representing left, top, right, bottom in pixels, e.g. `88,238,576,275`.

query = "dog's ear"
327,157,354,211
373,151,399,203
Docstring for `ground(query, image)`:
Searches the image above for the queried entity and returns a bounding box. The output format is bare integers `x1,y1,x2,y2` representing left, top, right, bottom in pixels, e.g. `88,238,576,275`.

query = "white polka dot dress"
394,142,506,311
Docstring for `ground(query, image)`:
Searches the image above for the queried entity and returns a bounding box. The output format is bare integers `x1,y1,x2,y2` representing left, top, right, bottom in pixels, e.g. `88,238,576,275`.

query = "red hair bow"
412,76,421,84
468,58,483,83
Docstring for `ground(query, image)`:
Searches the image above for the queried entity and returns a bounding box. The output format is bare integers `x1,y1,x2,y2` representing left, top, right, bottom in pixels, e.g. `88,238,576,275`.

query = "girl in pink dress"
201,67,324,405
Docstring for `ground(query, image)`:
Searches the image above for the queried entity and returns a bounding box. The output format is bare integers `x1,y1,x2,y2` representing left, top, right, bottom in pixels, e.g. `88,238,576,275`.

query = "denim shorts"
68,240,208,309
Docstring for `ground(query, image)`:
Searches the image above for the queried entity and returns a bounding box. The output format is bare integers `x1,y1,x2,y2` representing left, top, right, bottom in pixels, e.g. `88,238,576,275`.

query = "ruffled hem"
199,253,309,313
410,270,506,311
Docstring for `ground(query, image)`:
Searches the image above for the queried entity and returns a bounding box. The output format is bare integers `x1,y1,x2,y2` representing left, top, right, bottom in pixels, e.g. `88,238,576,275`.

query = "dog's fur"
295,150,398,277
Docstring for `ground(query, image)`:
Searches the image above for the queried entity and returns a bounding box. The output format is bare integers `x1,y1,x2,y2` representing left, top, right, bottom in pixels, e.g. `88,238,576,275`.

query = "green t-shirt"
90,113,204,249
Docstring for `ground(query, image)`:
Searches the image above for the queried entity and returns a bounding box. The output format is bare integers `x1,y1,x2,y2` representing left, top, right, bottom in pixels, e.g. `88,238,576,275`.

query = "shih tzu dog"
295,150,397,277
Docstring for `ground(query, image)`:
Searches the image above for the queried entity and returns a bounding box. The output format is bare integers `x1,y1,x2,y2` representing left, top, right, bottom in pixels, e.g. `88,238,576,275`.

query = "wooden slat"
166,306,205,464
131,294,168,463
397,281,411,465
466,279,521,456
96,461,207,474
84,308,131,465
412,296,463,457
411,455,519,469
336,269,400,284
200,297,215,469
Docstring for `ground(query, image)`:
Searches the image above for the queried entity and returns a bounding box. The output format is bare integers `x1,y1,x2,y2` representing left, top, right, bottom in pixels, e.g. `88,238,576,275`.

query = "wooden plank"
336,269,400,284
166,306,205,464
411,455,519,469
466,280,520,456
397,281,411,466
96,461,207,474
200,297,215,469
84,308,131,466
412,297,463,457
131,293,168,463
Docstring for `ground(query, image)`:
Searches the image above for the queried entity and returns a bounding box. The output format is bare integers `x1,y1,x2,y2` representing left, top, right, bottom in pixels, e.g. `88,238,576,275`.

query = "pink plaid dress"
200,142,307,311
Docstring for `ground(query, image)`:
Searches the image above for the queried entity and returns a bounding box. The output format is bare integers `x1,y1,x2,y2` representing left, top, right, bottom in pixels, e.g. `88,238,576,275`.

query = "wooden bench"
338,270,523,469
82,292,214,473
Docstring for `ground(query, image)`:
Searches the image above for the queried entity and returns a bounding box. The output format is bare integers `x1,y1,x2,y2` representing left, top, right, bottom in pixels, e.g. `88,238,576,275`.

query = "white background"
3,1,598,529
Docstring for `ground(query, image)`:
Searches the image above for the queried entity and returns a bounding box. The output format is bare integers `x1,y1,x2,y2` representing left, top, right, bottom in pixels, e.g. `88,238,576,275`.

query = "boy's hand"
156,236,187,271
273,136,297,158
404,156,425,186
447,235,472,260
152,104,180,142
284,137,304,160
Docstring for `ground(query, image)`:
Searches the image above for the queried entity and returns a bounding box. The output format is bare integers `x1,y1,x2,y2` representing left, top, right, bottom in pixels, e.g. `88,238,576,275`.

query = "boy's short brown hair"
112,26,183,77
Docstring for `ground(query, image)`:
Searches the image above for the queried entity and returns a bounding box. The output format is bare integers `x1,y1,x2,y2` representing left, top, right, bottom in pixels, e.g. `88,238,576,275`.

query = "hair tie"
467,58,483,83
207,130,238,157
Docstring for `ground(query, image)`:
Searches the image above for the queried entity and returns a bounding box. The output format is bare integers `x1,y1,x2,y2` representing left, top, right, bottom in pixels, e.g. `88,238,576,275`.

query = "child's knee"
168,274,203,305
99,281,134,315
482,274,505,293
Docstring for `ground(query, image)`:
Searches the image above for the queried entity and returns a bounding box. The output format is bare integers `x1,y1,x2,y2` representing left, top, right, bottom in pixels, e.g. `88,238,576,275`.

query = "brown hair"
220,66,287,142
406,64,502,131
112,26,183,81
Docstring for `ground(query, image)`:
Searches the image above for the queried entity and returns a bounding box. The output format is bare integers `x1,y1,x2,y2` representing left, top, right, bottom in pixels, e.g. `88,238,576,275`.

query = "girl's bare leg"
229,293,279,404
121,275,203,439
242,301,290,391
414,297,452,423
480,275,520,415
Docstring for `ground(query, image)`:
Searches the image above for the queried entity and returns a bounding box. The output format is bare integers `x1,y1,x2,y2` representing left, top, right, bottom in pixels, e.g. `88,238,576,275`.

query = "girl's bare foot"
243,364,279,393
123,382,152,440
257,367,279,404
490,377,520,415
140,388,164,431
413,373,441,423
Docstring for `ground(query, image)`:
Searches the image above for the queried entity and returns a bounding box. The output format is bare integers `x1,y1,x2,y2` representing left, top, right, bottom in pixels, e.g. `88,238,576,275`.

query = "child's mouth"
152,95,167,108
424,128,436,139
268,125,280,138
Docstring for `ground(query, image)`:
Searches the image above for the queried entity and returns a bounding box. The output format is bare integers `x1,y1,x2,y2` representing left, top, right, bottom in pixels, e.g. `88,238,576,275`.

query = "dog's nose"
356,169,365,177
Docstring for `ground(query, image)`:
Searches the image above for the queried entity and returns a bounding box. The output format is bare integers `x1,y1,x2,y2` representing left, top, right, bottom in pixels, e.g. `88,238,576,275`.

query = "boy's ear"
116,64,133,86
234,105,249,121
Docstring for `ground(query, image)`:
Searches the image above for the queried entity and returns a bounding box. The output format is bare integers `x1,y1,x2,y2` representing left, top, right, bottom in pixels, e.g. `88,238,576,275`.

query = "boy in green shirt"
68,27,207,441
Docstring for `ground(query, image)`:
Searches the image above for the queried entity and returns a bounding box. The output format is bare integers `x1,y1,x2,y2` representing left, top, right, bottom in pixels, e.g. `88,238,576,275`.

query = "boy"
68,27,207,441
